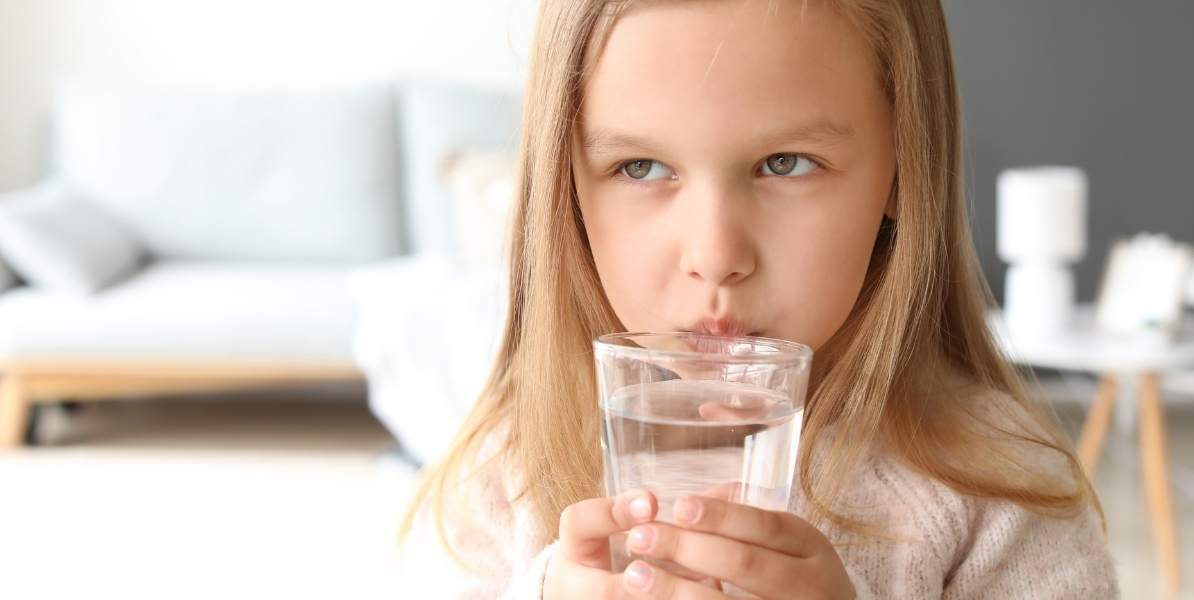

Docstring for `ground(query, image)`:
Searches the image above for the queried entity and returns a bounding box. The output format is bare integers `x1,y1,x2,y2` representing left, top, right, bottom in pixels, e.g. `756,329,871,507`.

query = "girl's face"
572,0,896,350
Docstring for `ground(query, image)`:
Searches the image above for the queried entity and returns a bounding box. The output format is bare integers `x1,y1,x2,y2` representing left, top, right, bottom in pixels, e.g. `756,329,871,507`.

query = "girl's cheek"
607,245,675,329
766,225,876,348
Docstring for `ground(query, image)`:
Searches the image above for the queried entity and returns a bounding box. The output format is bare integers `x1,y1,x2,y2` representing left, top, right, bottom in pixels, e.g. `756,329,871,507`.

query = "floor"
1092,411,1194,600
0,385,416,600
0,378,1191,599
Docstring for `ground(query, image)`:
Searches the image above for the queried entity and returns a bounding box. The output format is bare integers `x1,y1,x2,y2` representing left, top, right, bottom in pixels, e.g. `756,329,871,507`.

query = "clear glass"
595,332,812,581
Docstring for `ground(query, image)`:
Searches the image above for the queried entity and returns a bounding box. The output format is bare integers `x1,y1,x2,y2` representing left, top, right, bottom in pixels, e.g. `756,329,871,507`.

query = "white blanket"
349,255,507,464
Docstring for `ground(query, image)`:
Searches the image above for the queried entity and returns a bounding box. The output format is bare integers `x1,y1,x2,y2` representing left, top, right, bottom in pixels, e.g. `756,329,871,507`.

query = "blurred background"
0,0,1190,598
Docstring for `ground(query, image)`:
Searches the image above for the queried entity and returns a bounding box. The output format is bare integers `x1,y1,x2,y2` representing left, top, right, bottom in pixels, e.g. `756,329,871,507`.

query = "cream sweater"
398,405,1118,598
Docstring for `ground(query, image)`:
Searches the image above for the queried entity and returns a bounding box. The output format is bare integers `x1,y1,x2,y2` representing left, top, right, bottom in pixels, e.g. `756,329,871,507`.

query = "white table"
989,306,1194,594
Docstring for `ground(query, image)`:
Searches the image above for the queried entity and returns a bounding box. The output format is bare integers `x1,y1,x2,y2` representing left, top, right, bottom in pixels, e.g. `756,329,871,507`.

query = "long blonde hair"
401,0,1097,550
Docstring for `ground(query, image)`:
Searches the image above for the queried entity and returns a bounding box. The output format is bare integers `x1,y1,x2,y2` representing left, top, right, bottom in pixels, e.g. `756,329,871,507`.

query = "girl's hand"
544,490,658,599
619,495,855,599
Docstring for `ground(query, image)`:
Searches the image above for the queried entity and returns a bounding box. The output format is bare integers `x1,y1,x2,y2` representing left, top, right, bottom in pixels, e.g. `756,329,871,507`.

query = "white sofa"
0,80,521,449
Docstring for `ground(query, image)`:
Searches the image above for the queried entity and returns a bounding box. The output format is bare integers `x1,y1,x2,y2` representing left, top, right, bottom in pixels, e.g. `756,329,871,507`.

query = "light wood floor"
0,385,412,600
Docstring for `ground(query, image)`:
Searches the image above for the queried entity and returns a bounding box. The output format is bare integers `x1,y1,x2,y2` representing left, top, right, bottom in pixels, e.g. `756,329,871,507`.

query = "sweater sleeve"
500,542,558,600
939,389,1120,599
942,500,1118,599
396,432,557,599
825,385,1120,599
841,560,879,600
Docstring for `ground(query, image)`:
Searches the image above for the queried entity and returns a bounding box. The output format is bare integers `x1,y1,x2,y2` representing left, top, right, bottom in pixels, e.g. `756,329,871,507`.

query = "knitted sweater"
397,400,1118,598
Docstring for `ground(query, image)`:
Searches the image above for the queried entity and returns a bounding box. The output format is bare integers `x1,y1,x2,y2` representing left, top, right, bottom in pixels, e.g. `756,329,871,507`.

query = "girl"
399,0,1118,597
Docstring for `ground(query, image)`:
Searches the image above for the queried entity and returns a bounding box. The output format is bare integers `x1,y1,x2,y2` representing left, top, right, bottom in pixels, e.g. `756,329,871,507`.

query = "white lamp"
997,166,1088,339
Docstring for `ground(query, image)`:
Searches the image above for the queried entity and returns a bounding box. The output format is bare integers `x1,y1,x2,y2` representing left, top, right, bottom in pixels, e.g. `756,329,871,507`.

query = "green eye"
624,160,652,179
762,154,817,177
621,159,674,181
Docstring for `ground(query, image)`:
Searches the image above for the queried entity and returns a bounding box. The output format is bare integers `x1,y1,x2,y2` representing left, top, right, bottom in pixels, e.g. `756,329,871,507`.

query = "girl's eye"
620,159,674,181
761,153,818,177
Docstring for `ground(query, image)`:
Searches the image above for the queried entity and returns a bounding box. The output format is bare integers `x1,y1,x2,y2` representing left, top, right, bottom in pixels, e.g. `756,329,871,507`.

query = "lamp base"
1004,262,1075,340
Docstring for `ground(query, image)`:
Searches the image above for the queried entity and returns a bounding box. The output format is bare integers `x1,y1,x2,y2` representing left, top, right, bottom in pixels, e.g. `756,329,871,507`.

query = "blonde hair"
401,0,1098,553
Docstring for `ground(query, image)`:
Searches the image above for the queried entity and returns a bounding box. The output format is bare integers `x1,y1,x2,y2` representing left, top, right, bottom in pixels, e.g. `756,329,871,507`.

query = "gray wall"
944,0,1194,302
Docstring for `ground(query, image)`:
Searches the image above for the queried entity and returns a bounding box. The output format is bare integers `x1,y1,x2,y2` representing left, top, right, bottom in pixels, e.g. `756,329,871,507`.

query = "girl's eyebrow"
581,117,855,157
763,117,855,146
581,129,660,157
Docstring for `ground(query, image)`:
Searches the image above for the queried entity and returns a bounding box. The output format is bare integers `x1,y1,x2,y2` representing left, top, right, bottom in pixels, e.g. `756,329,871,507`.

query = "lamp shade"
997,166,1088,263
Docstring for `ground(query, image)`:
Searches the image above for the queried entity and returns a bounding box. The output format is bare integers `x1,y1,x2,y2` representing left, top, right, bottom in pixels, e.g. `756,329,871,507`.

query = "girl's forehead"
579,0,886,154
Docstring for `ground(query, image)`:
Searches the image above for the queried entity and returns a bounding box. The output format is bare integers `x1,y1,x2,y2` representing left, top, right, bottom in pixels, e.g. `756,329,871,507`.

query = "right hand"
543,490,658,599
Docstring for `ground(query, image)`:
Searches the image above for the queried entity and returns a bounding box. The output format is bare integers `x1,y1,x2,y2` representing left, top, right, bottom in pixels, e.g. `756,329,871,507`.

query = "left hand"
618,493,855,599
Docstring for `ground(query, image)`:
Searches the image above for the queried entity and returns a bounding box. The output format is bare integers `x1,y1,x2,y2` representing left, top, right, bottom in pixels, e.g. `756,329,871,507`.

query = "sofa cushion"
0,182,146,295
49,82,403,262
0,261,358,362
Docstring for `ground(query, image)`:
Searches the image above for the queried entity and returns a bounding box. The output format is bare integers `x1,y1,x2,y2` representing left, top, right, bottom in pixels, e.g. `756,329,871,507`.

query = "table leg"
1077,375,1117,477
0,374,30,449
1139,372,1182,594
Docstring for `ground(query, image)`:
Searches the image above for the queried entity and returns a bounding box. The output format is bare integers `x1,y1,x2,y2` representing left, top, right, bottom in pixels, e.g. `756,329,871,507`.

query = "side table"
989,306,1194,594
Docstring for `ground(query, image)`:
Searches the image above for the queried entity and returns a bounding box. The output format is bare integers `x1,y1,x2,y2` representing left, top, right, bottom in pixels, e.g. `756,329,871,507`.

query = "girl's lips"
696,316,750,337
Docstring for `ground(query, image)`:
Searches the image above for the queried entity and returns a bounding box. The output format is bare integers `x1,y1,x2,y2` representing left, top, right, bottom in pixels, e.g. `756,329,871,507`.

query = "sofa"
0,80,521,449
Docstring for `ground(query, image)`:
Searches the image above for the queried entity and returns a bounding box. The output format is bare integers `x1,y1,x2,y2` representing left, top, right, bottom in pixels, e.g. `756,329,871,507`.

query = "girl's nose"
677,184,758,287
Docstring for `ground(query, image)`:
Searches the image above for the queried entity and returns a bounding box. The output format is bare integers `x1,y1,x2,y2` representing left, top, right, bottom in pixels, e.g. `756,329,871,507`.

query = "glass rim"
594,331,813,365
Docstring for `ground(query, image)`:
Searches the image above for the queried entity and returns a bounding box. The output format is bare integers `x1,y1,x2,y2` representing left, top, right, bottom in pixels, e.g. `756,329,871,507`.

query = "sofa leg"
0,375,31,449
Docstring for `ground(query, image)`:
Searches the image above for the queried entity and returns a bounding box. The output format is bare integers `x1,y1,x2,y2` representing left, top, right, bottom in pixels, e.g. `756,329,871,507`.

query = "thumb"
559,490,658,569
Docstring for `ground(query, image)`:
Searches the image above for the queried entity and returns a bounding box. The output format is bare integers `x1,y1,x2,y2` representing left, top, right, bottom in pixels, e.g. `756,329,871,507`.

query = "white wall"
0,0,539,192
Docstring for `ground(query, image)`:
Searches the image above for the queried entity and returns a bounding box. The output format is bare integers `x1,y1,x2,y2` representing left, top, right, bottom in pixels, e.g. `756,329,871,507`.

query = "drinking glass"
594,332,812,582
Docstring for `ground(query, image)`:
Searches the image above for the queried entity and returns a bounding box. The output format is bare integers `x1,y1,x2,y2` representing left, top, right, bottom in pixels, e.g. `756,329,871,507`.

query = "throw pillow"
0,184,147,294
0,258,15,293
440,150,517,266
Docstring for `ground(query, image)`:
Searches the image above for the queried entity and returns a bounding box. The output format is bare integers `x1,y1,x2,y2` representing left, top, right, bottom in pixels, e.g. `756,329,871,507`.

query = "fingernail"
628,526,653,552
674,497,701,524
624,561,654,590
629,494,652,520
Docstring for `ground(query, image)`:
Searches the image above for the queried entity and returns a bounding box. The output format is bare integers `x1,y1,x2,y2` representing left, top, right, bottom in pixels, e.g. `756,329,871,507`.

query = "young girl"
399,0,1118,597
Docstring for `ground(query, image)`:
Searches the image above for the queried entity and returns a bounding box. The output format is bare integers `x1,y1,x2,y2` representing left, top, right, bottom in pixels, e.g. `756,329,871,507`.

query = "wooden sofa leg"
0,374,31,449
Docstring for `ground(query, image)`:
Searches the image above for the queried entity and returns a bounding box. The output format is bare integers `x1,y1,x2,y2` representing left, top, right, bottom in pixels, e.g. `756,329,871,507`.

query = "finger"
672,495,827,558
626,523,803,599
621,560,727,600
697,482,741,502
547,553,633,600
697,401,771,422
559,490,658,568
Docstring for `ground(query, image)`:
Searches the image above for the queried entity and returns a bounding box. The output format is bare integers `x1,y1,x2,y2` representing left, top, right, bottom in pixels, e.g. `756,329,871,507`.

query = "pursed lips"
687,316,757,338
